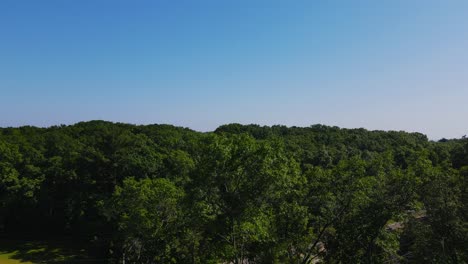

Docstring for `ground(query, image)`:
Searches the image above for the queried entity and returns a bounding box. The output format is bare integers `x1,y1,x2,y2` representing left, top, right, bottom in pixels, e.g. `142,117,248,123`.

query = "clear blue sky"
1,0,467,139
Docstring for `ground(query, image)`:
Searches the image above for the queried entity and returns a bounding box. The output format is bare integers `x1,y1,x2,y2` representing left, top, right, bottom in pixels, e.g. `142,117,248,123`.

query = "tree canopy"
0,121,466,263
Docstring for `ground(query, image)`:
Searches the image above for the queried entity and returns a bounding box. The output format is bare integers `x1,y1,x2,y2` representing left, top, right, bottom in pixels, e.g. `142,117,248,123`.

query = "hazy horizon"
1,0,467,140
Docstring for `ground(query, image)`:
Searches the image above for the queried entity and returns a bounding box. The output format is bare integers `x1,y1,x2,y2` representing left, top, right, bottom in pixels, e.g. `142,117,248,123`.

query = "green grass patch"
0,250,33,264
0,238,101,264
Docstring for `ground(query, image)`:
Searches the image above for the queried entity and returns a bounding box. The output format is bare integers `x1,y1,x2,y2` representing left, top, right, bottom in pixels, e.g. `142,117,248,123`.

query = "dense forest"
0,121,466,263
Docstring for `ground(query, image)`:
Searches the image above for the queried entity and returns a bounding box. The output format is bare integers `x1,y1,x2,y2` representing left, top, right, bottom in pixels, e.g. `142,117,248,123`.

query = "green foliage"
103,177,184,263
1,121,466,263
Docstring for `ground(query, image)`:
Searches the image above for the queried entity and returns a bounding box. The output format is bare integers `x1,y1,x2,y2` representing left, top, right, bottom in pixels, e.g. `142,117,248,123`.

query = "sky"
1,0,467,139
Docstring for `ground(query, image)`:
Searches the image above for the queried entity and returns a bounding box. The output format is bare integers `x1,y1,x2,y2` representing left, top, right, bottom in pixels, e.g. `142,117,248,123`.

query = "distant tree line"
0,121,466,263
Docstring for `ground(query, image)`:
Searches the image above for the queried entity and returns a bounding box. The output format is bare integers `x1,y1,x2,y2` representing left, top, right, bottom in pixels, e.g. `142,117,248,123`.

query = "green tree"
103,177,185,263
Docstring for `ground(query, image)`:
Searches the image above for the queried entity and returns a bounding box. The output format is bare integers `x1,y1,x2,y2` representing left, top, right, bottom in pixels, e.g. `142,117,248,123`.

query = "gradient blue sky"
1,0,467,139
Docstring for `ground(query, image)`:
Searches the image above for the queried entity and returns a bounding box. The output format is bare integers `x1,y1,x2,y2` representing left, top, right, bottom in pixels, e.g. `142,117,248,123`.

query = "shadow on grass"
0,238,106,264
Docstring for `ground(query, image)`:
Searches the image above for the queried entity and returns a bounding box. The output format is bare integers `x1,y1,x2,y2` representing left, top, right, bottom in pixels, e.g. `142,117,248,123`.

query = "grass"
0,250,33,264
0,238,103,264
